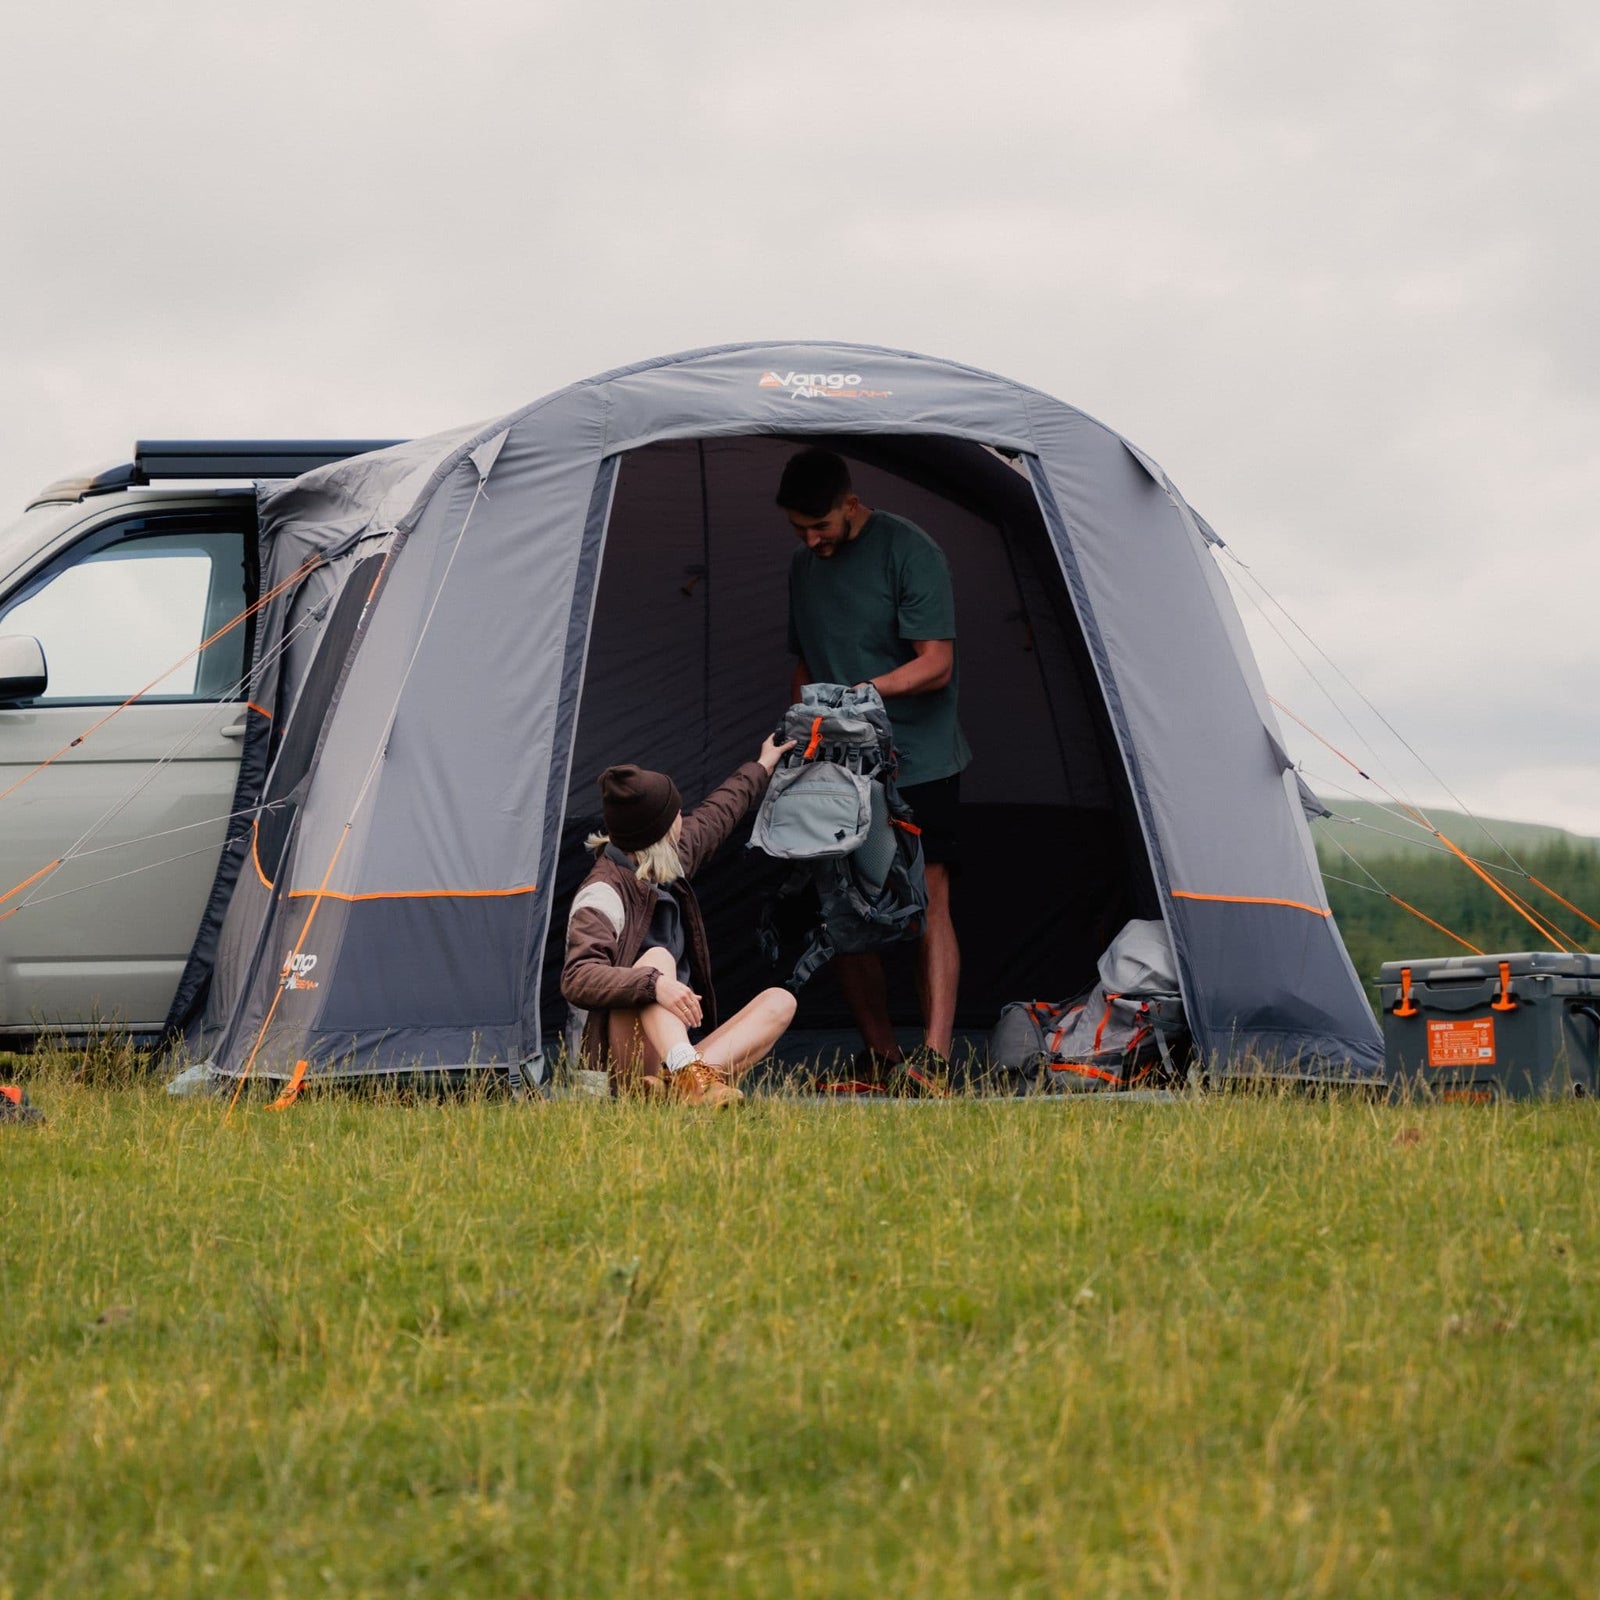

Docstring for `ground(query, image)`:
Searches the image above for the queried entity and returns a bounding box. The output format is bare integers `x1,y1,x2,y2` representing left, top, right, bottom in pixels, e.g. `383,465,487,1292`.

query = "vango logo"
757,370,892,401
281,950,320,991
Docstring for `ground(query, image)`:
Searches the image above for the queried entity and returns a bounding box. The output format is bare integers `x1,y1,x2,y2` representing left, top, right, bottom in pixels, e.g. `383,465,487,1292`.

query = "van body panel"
0,700,248,1032
0,491,258,1037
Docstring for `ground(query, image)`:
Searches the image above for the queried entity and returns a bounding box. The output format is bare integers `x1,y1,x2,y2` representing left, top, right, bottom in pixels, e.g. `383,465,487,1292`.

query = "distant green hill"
1314,800,1600,867
1311,805,1600,1001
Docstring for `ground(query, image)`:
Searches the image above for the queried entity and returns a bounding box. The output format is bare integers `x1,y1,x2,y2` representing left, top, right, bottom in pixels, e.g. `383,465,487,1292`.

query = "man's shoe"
818,1049,897,1095
663,1058,743,1108
892,1048,951,1098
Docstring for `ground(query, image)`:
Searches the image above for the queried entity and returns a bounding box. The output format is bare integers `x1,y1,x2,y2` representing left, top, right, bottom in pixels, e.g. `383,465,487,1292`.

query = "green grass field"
3,1058,1598,1598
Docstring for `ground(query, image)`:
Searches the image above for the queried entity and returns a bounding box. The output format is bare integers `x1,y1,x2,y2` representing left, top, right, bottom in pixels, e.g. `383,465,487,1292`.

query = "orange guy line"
0,555,320,810
226,820,351,1122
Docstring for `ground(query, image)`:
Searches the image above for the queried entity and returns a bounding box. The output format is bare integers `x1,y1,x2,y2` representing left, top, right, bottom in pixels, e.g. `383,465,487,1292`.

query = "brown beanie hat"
599,765,682,852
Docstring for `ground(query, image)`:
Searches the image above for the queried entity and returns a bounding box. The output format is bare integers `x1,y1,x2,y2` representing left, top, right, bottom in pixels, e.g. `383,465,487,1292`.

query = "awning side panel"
1024,402,1381,1071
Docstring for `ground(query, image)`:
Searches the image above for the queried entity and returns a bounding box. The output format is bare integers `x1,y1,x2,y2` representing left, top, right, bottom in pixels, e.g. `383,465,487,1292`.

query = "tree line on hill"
1318,838,1600,1007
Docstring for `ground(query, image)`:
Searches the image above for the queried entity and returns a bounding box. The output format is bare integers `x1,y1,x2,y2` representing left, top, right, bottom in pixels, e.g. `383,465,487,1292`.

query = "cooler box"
1380,952,1600,1100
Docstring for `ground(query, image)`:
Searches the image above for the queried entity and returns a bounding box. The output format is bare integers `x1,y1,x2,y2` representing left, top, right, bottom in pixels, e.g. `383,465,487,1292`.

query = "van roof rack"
27,439,407,510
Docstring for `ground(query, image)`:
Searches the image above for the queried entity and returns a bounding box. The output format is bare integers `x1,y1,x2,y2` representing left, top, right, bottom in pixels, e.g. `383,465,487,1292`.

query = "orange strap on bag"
1092,994,1121,1054
1050,1059,1122,1085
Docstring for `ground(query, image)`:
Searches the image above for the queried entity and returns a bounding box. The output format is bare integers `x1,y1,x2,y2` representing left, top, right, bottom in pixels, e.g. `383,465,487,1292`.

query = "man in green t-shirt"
778,447,972,1078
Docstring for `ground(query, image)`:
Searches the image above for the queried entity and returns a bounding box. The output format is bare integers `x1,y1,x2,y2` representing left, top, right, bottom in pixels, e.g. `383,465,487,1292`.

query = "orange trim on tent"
227,822,352,1121
1170,890,1331,917
246,701,273,721
249,821,274,889
283,883,540,903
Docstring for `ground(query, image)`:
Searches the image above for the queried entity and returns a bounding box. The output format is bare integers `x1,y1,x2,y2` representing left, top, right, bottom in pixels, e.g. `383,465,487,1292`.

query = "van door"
0,506,256,1035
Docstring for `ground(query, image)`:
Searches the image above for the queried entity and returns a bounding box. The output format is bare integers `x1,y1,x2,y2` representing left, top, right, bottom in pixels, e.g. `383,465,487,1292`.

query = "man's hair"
776,448,853,518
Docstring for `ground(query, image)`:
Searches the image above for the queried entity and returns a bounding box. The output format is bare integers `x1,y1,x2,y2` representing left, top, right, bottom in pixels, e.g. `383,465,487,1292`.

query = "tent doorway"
542,432,1158,1047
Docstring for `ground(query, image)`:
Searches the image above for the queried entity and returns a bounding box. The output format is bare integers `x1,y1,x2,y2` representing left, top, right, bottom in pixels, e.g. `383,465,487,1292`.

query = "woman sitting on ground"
561,737,797,1105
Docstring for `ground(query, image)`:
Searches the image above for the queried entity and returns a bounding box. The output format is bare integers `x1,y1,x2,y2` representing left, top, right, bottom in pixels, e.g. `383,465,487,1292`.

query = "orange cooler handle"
1394,966,1418,1018
1491,961,1517,1012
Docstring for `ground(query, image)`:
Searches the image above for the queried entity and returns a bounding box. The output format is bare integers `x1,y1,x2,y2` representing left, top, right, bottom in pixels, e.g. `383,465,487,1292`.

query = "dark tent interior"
541,433,1160,1056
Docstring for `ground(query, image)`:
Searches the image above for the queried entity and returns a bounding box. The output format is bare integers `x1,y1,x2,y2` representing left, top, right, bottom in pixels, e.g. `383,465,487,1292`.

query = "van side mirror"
0,635,48,705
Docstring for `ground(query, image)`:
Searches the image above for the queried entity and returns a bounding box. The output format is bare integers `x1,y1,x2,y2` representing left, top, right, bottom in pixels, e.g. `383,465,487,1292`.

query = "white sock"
664,1042,699,1075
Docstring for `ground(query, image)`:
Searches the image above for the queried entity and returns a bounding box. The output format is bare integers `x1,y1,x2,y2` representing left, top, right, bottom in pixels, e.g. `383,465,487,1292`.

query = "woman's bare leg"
609,953,792,1088
698,987,798,1079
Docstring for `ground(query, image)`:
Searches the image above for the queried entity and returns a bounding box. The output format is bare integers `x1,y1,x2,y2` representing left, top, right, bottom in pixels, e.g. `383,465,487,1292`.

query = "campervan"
0,443,396,1041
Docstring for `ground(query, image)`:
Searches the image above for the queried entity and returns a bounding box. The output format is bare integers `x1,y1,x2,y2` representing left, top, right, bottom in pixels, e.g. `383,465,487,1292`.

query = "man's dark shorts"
899,772,962,868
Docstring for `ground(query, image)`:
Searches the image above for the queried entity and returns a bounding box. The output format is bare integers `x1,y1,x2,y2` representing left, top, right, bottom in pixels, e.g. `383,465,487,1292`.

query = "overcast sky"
3,0,1596,835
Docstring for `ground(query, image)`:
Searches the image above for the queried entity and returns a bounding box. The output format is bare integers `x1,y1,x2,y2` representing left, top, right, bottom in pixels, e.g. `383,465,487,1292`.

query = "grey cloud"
1,0,1596,828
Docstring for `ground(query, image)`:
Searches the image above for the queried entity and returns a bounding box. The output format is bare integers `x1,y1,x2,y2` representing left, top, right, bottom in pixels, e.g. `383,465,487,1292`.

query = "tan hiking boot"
663,1058,743,1108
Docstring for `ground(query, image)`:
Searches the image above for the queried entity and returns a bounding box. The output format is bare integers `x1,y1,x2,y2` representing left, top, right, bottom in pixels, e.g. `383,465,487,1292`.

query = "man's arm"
879,528,957,698
867,637,953,698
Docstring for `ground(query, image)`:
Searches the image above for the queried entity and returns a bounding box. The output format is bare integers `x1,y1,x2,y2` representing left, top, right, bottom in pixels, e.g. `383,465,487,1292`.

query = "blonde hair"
585,830,685,885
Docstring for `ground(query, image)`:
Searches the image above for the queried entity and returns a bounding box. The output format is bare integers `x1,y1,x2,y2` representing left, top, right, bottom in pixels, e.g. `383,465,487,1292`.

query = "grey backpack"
989,919,1189,1092
752,684,929,990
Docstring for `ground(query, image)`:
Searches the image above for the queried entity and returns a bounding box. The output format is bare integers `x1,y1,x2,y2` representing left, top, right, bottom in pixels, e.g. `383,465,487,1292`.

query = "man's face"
787,495,858,558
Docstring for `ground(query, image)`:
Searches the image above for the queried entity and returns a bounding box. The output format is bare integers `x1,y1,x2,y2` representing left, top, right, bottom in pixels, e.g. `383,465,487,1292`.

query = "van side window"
0,527,249,703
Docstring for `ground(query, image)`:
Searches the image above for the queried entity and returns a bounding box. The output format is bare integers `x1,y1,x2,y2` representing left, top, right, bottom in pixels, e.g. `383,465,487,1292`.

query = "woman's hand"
758,734,797,775
653,974,703,1028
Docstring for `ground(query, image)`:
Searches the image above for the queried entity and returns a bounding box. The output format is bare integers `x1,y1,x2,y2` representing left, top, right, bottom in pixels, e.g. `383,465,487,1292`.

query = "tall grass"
2,1059,1597,1597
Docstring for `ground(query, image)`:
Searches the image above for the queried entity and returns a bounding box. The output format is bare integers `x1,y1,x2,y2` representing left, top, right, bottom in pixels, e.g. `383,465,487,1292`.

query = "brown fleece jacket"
561,761,770,1070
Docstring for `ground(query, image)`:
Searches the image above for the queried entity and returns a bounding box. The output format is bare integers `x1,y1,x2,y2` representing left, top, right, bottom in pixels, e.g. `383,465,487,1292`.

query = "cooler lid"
1378,951,1600,982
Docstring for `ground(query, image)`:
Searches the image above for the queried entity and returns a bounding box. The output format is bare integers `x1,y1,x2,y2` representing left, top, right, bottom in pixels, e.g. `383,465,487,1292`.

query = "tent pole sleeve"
519,456,621,1084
